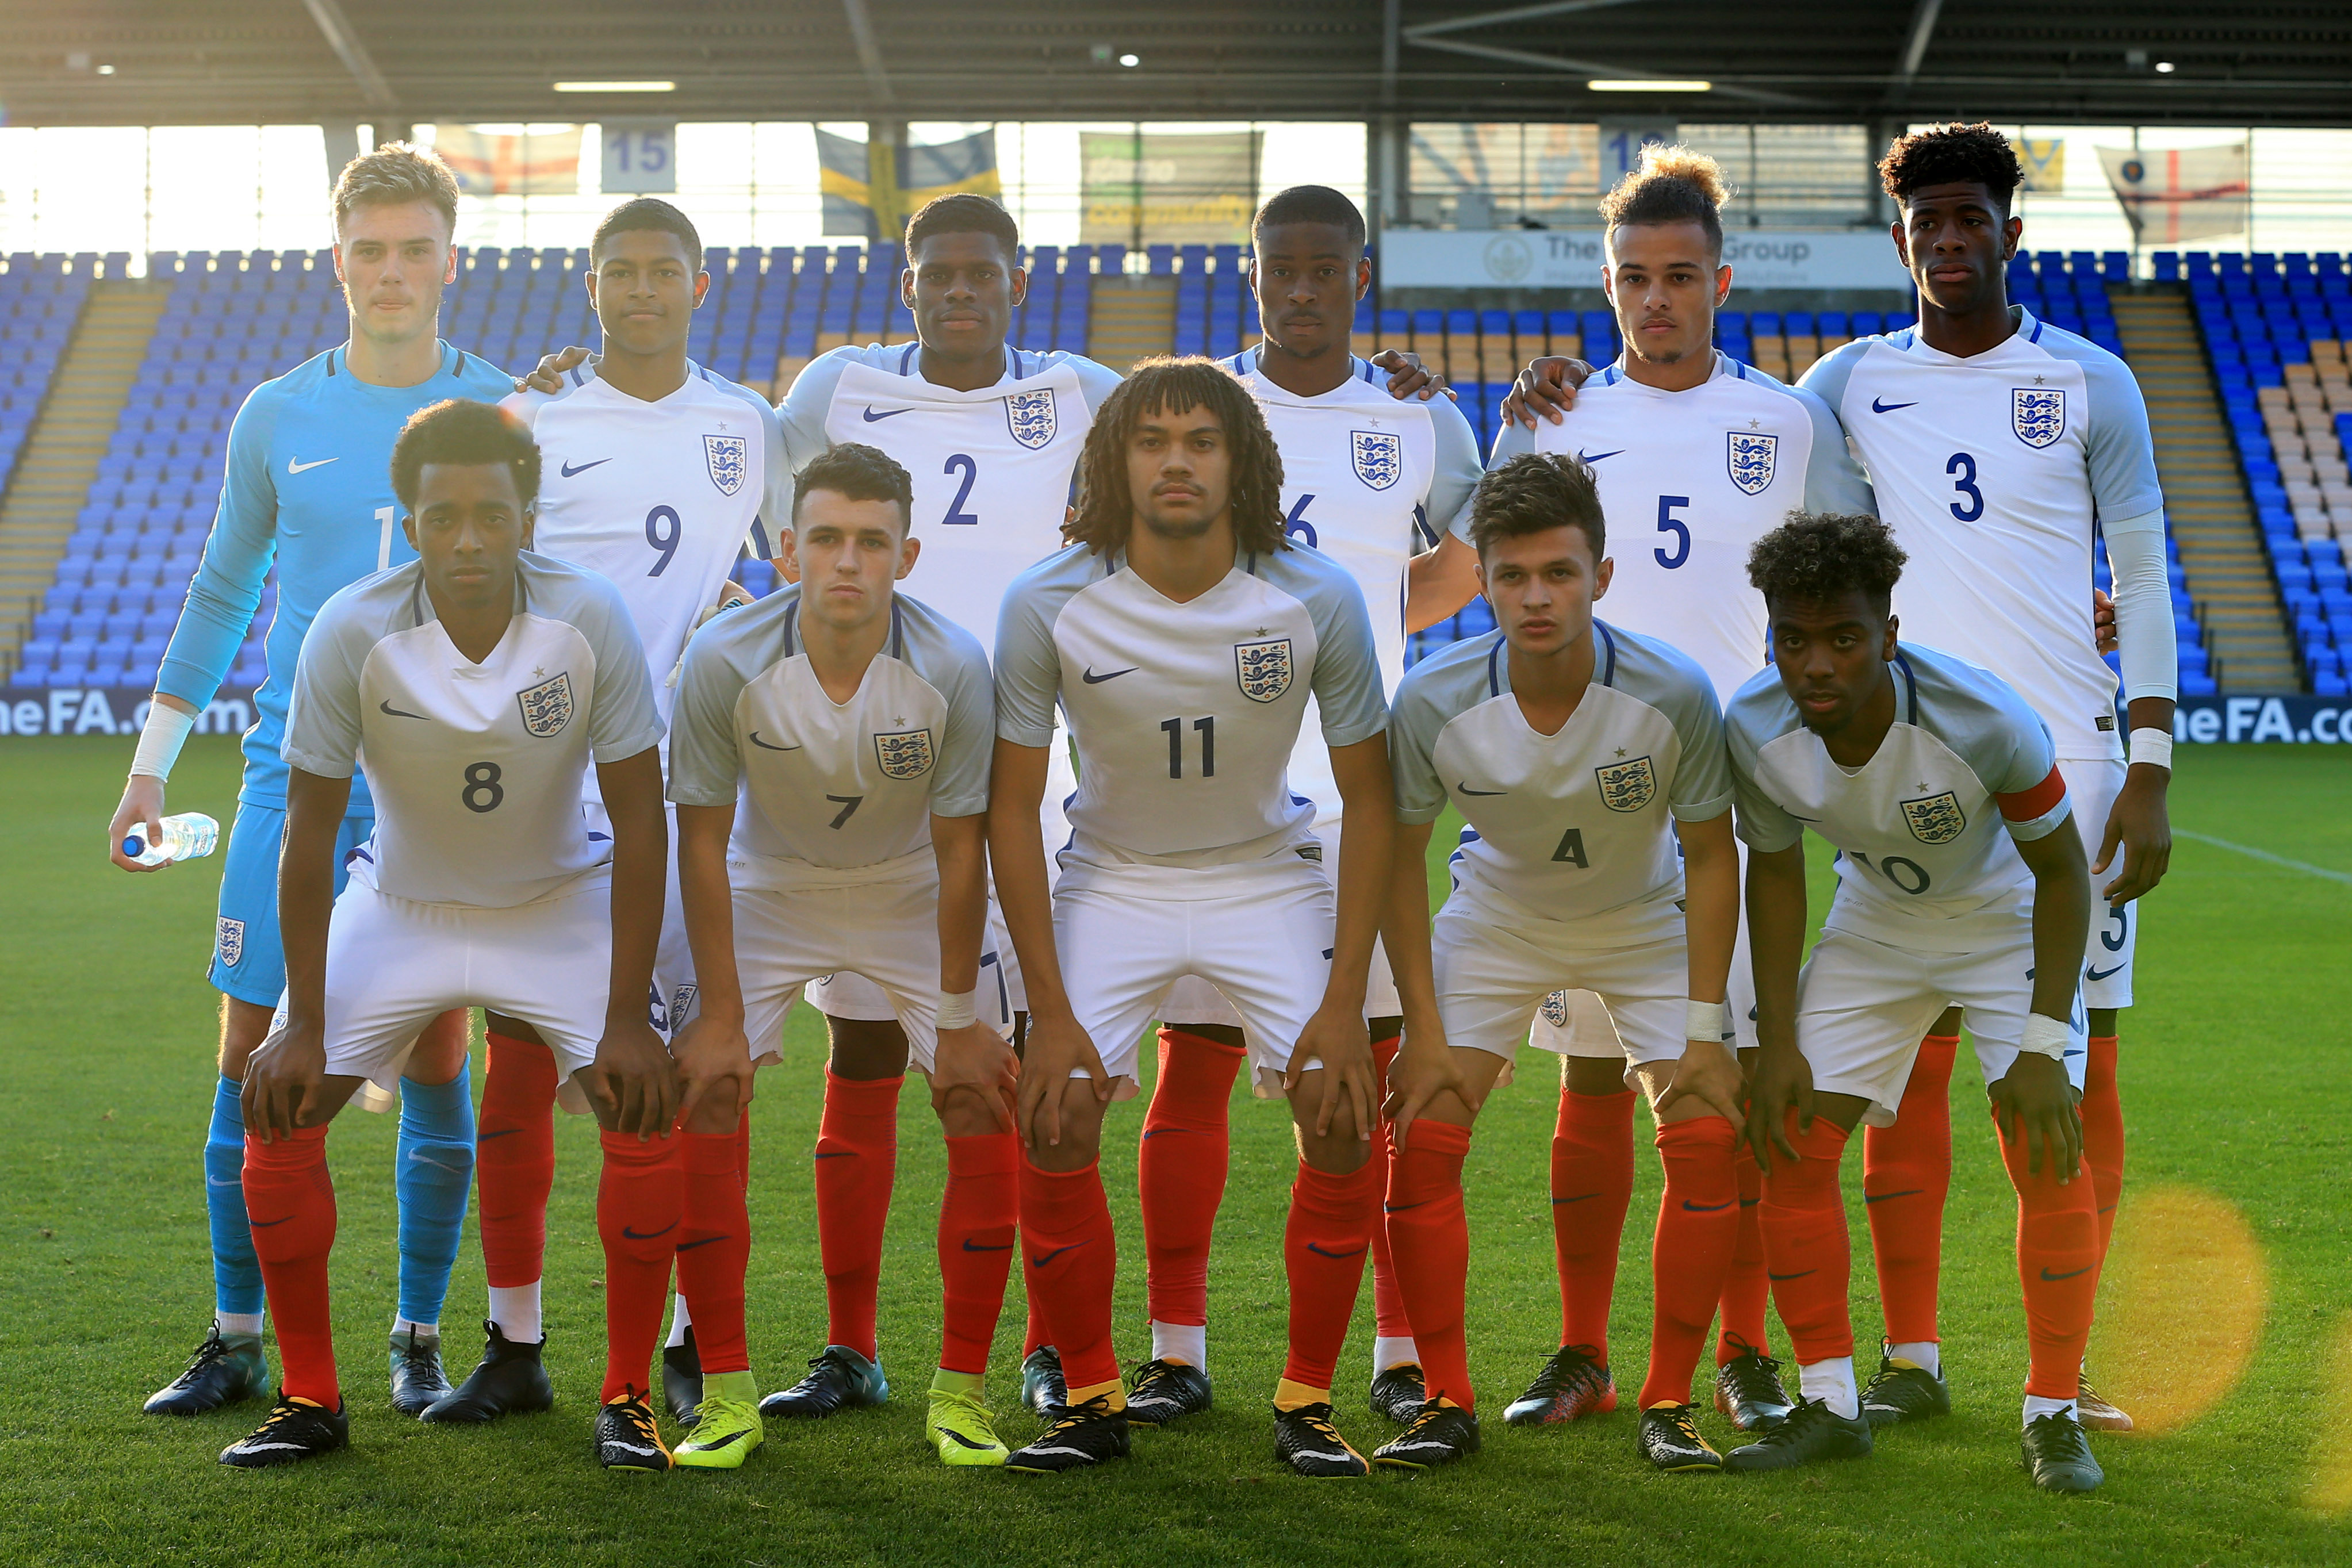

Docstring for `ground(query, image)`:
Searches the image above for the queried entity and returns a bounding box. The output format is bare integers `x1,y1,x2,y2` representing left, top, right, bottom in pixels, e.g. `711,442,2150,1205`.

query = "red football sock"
243,1124,338,1406
1715,1155,1771,1364
1552,1087,1636,1360
677,1121,750,1377
1137,1026,1244,1330
1758,1115,1854,1366
1384,1121,1473,1411
477,1031,558,1290
1022,1297,1048,1359
1995,1105,2102,1398
2081,1034,2124,1263
938,1132,1019,1376
814,1070,901,1361
597,1129,684,1403
1639,1116,1741,1409
1864,1033,1955,1347
1366,1034,1412,1343
1018,1155,1120,1391
1281,1156,1382,1391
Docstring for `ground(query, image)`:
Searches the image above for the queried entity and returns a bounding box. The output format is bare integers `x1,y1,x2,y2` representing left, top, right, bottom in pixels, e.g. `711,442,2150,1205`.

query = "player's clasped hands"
581,1012,683,1140
1285,1002,1383,1142
670,1011,757,1130
1013,1008,1109,1152
929,1021,1020,1133
1655,1037,1747,1138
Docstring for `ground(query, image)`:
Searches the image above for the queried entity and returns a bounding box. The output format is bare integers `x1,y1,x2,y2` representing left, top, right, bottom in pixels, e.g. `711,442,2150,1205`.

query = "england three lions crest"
1539,990,1573,1028
1235,637,1294,703
2012,388,2066,448
704,434,748,497
1352,429,1403,491
1727,431,1779,496
1593,755,1657,812
1005,388,1057,450
216,917,245,968
874,727,936,780
1901,790,1967,844
516,671,574,738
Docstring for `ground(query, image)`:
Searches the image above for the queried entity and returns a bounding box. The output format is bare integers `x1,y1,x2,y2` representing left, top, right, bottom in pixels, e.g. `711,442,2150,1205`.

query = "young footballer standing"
220,400,669,1469
1379,453,1745,1473
113,144,514,1419
989,359,1396,1476
664,442,1014,1469
1728,511,2102,1493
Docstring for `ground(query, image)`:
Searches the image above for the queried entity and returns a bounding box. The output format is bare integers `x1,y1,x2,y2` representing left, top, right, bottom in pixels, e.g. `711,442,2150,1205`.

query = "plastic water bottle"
125,811,220,867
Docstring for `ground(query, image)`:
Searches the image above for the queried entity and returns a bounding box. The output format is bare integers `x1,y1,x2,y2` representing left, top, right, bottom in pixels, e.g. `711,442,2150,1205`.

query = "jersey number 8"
462,761,505,814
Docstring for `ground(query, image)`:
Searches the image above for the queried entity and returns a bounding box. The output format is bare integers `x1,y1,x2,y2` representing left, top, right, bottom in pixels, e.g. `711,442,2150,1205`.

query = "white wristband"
130,701,197,781
2128,726,2173,771
2019,1013,2072,1060
936,989,976,1030
1685,999,1727,1044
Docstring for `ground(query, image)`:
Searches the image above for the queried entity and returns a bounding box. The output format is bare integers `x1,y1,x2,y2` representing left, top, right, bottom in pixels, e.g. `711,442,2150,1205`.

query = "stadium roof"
5,1,2351,129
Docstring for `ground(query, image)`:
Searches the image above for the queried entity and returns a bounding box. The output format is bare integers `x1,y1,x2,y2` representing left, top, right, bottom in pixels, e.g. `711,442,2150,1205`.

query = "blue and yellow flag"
818,128,1001,241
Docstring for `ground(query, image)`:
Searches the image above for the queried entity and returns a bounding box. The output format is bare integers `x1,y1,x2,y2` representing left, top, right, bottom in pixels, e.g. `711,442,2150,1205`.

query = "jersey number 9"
646,505,682,576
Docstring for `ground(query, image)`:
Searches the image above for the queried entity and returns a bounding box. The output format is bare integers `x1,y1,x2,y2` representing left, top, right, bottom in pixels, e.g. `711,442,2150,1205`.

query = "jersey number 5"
1654,496,1691,569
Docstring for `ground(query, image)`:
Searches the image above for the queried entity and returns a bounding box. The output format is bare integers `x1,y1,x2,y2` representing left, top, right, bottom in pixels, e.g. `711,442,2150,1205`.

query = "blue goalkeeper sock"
395,1061,476,1329
206,1074,266,1321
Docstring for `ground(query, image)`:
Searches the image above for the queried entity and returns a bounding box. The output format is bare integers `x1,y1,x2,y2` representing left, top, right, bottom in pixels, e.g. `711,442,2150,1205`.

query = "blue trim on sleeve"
1485,635,1506,699
1597,621,1619,688
1894,653,1921,726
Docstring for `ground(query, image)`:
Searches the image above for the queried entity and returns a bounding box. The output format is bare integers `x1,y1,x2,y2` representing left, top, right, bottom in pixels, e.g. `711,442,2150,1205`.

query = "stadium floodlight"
1587,78,1712,91
1119,53,1140,67
553,80,677,93
2155,60,2177,73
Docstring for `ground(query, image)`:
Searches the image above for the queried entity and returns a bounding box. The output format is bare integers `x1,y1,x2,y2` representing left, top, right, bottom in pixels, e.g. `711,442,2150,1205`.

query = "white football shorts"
1527,839,1756,1057
1055,848,1336,1098
258,878,616,1098
1158,816,1398,1031
1795,922,2087,1126
2058,756,2135,1011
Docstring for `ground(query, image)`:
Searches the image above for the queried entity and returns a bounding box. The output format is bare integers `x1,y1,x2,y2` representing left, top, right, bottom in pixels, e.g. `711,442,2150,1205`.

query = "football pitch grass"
2,736,2347,1567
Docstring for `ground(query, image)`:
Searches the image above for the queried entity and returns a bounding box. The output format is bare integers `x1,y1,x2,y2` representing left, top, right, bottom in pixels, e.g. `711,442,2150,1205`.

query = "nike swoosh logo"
250,1216,294,1228
748,731,803,751
1382,1200,1430,1213
814,1149,853,1159
2086,965,2125,982
378,700,428,720
406,1151,468,1171
1552,1193,1599,1205
606,1440,660,1456
1081,666,1136,684
861,407,912,421
621,1221,677,1240
1680,1199,1735,1212
1871,397,1917,413
1457,784,1506,796
561,458,612,477
1305,1243,1367,1259
1029,1241,1089,1268
209,1175,243,1188
1740,1197,1760,1207
962,1239,1014,1252
1768,1268,1814,1281
477,1128,520,1140
1864,1188,1924,1205
937,1425,997,1450
2039,1265,2093,1282
687,1428,748,1449
1577,448,1624,462
287,457,339,474
1785,813,1821,822
676,1235,727,1251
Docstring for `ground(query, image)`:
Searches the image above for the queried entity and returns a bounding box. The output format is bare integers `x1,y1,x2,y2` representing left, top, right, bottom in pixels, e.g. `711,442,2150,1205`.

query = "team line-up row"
113,124,2170,1497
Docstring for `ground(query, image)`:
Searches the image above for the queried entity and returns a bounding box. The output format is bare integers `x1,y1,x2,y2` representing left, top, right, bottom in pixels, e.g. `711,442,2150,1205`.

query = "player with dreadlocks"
986,358,1400,1476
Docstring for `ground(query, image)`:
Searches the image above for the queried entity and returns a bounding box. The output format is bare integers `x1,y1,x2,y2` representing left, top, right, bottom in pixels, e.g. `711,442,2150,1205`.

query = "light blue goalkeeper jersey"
156,340,515,812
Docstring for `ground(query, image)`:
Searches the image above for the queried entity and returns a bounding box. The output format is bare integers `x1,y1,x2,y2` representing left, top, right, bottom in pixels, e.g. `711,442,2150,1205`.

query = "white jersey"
1803,308,2165,760
1221,347,1482,819
1725,641,2073,954
1489,351,1875,701
994,542,1388,872
505,363,786,730
666,586,994,891
1391,622,1730,940
282,554,663,908
782,343,1123,657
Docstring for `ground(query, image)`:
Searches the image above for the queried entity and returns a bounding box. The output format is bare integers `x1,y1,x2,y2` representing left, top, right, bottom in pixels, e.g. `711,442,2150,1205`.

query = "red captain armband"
1995,765,2068,823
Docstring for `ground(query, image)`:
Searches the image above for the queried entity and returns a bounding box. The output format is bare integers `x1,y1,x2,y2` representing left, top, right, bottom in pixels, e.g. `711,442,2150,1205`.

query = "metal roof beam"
297,0,398,112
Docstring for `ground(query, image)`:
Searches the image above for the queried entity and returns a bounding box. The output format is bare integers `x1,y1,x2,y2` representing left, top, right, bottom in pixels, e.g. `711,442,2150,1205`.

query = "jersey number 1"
1161,716,1215,778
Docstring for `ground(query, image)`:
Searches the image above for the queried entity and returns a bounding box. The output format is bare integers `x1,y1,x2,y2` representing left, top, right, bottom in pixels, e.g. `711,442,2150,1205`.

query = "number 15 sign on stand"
602,121,677,194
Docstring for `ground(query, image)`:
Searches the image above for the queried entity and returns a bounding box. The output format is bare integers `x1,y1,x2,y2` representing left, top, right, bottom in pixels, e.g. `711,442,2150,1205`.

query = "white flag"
2098,144,2248,244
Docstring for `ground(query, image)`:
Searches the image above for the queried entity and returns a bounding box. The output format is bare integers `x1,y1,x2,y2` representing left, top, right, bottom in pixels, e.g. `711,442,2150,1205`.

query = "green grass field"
3,735,2347,1567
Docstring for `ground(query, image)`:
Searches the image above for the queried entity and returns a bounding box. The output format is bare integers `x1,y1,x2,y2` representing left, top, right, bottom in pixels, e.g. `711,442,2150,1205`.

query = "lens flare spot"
2087,1183,2266,1436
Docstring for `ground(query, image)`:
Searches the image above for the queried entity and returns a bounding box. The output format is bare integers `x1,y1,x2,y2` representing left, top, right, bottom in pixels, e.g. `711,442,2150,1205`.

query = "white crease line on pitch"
2177,829,2352,887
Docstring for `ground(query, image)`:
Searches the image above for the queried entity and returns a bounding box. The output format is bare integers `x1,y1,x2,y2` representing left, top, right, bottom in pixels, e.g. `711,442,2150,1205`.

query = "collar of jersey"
893,340,1039,391
1227,345,1373,400
574,360,711,407
1599,350,1734,393
1897,304,2043,367
328,339,465,388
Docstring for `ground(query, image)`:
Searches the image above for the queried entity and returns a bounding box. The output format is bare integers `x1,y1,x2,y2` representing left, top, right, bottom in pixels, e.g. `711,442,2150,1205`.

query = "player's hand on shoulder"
1991,1047,2083,1182
671,1013,755,1125
1381,1034,1474,1152
1500,356,1593,430
108,775,168,873
1656,1037,1747,1137
1288,1002,1380,1143
1013,1009,1107,1152
516,344,595,396
582,1014,681,1140
243,1017,325,1141
1370,348,1456,403
930,1022,1020,1133
1742,1044,1814,1174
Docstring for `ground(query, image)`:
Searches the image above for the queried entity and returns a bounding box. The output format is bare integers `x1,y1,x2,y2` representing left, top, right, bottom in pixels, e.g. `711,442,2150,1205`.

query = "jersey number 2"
941,455,980,526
